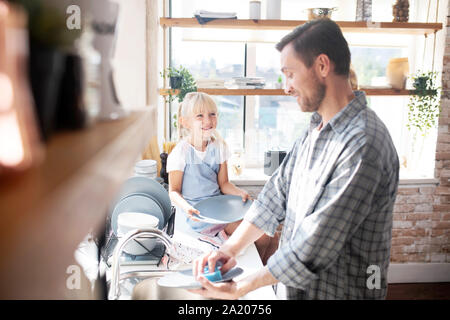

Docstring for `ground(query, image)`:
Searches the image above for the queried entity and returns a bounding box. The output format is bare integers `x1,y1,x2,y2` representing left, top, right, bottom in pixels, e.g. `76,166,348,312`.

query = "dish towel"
198,229,229,249
161,230,230,269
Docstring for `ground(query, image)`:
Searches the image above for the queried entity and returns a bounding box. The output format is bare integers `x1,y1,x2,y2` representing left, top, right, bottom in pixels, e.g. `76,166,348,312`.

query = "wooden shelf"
0,110,156,298
160,88,412,96
160,18,442,35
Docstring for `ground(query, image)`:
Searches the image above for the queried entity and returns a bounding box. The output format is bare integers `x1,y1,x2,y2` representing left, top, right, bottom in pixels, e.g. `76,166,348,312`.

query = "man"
190,18,399,300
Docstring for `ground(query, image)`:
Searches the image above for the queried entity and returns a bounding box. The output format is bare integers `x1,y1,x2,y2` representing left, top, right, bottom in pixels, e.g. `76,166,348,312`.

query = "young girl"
167,92,250,237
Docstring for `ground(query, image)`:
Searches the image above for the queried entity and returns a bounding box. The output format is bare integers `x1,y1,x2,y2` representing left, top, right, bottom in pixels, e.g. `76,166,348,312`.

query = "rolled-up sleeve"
244,139,301,236
266,143,382,289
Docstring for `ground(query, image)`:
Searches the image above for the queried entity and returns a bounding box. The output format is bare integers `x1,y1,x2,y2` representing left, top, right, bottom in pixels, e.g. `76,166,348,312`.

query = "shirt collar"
309,90,367,134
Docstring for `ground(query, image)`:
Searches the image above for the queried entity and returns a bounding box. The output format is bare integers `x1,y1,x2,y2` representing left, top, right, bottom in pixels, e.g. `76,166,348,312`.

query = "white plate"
157,267,244,290
193,195,252,224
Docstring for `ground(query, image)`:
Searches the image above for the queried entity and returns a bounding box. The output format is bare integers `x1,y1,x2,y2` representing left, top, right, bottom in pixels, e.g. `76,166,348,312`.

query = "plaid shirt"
245,91,399,299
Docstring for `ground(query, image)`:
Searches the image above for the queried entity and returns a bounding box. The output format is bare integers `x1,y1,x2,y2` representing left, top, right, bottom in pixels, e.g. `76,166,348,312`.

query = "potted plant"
161,66,182,89
161,66,197,103
407,71,440,136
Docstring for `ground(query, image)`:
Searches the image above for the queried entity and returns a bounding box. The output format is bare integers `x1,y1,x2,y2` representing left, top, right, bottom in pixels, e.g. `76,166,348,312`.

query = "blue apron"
181,142,223,232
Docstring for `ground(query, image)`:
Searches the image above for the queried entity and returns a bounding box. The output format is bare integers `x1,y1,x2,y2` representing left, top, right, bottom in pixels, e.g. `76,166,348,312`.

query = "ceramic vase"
386,57,409,89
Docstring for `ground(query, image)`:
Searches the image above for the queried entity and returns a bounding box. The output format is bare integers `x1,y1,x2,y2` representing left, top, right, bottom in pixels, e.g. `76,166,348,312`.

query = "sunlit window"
168,0,441,178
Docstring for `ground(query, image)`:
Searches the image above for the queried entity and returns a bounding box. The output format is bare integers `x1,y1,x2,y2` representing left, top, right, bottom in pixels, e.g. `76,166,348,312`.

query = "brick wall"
391,185,449,262
390,2,450,264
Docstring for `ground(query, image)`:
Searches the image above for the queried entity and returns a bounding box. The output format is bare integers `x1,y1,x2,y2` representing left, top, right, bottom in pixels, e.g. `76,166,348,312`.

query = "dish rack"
101,206,176,267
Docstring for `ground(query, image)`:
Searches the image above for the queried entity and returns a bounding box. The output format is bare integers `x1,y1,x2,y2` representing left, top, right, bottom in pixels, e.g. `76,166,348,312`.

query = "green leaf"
407,71,441,137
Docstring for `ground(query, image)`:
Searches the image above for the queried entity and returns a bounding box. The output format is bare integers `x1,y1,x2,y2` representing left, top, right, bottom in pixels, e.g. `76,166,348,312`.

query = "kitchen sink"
132,276,206,300
109,270,207,300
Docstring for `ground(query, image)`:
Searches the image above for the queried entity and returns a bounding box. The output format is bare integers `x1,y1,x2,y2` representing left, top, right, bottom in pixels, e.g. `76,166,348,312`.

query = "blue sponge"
203,261,223,282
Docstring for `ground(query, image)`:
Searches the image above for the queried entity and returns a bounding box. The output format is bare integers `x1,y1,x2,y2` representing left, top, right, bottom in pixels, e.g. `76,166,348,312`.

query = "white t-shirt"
166,139,231,172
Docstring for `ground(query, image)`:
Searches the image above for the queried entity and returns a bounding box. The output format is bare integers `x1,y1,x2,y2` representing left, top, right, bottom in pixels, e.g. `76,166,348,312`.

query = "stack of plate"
134,159,157,179
109,176,172,255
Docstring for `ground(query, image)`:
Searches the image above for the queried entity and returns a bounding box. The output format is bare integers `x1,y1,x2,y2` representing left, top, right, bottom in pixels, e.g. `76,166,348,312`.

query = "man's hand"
193,249,237,280
190,249,242,299
188,276,242,300
189,265,280,300
188,220,277,300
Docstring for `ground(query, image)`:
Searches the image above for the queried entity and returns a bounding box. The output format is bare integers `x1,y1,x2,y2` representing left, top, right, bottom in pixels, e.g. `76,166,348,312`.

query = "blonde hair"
176,92,226,146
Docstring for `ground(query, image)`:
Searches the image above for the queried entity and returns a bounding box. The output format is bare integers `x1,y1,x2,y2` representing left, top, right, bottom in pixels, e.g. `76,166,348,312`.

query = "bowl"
112,194,165,255
306,7,337,20
112,194,165,231
117,212,160,255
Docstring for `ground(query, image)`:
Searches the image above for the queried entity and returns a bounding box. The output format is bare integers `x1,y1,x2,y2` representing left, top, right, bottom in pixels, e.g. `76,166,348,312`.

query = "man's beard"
301,72,326,112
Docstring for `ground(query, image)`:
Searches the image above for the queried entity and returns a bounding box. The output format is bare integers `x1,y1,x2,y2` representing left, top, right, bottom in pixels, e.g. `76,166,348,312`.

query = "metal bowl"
306,7,337,20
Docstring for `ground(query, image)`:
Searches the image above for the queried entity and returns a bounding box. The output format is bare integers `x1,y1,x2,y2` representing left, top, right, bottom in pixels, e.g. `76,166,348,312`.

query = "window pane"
369,96,436,179
244,43,311,167
217,96,244,152
244,96,311,167
170,32,245,149
350,47,408,87
167,0,437,178
171,29,245,78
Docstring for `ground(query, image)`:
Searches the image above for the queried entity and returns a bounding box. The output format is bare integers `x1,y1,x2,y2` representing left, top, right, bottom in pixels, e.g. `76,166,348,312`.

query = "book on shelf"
194,10,237,19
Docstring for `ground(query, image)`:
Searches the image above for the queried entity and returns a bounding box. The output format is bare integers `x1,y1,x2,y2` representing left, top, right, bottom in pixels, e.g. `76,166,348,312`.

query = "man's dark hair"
276,18,351,77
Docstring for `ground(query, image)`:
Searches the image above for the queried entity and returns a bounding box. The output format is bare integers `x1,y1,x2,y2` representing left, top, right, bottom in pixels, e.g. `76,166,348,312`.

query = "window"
168,34,245,151
165,0,442,178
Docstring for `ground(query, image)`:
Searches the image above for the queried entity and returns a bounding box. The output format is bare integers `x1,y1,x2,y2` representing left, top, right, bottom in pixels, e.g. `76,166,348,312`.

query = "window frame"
162,0,443,178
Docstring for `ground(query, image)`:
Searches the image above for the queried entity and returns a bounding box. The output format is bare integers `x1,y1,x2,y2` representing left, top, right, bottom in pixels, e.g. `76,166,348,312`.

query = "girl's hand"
185,206,201,221
239,190,251,202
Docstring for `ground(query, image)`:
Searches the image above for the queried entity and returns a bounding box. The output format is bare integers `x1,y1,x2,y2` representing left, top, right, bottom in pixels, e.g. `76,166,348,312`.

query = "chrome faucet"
108,228,175,300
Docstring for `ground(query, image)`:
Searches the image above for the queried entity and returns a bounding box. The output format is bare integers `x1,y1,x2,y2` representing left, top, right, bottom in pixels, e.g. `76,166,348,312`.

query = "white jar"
134,159,157,179
249,1,261,19
266,0,281,20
